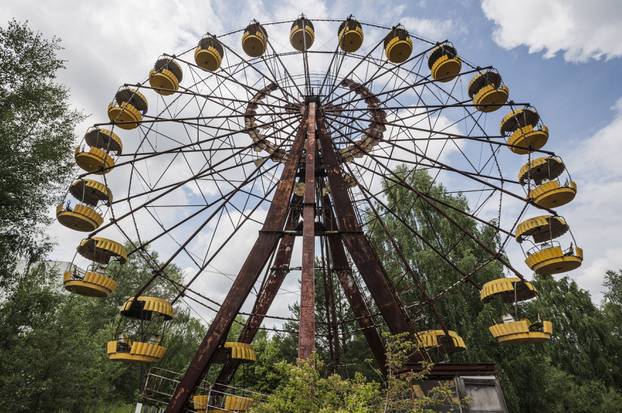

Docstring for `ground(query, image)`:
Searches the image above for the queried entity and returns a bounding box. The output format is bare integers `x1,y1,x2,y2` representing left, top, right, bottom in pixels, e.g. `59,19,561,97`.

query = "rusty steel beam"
299,101,317,360
212,197,302,386
322,194,387,374
165,121,308,413
317,115,413,336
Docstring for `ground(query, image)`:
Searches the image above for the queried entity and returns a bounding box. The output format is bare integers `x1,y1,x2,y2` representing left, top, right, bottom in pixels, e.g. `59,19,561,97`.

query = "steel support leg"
299,101,317,359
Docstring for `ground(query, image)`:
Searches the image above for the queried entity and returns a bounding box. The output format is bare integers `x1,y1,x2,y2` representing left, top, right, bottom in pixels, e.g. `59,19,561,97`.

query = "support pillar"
299,101,317,359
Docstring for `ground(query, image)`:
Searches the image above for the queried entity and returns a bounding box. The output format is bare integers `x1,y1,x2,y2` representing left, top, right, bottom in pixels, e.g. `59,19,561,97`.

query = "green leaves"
0,19,83,286
366,166,622,412
250,356,382,413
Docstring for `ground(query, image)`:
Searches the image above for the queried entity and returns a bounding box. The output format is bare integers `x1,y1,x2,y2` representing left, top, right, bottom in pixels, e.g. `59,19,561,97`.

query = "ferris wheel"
55,15,583,412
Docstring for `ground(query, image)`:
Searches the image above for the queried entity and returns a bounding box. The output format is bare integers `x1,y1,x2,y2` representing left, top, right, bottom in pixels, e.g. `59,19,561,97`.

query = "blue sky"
3,0,622,315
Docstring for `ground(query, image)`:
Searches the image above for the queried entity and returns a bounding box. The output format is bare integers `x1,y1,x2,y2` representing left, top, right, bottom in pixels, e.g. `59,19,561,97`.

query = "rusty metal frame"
319,233,340,371
401,362,498,379
167,106,429,412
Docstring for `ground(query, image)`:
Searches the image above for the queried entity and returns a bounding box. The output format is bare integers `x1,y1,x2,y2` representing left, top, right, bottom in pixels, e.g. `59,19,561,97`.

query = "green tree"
249,334,463,413
365,165,622,412
531,276,622,388
250,357,381,413
0,242,206,411
601,269,622,387
0,262,120,412
0,19,82,285
236,330,292,394
603,269,622,341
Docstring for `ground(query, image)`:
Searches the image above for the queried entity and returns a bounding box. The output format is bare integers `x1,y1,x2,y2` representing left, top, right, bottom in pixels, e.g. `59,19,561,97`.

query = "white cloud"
481,0,622,62
577,247,622,300
557,97,622,301
401,17,460,41
569,98,622,179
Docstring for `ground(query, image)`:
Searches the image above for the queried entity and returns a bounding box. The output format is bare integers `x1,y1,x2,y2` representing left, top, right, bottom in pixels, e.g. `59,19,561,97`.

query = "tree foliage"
0,19,82,284
0,247,206,412
364,166,622,412
250,335,462,413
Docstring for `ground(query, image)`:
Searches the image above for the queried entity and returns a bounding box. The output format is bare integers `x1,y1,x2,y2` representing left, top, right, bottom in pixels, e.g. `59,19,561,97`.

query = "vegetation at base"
1,19,622,413
250,334,463,413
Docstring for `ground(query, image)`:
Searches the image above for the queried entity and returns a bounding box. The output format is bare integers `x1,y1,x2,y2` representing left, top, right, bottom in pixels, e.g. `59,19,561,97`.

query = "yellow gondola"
515,215,569,243
216,342,257,363
242,20,268,57
75,127,121,174
63,265,118,297
415,329,466,353
149,57,183,95
195,35,224,71
107,87,148,130
518,156,565,185
507,125,549,154
500,107,548,154
69,179,113,205
224,395,254,411
56,203,103,231
500,107,539,135
338,17,363,53
193,396,209,412
84,127,123,153
57,179,112,232
489,319,552,344
525,243,583,275
77,236,128,265
74,146,113,174
428,44,462,82
480,277,537,303
529,180,577,209
384,25,412,63
290,16,314,51
107,339,167,363
121,295,174,320
193,395,227,413
108,296,174,363
468,70,509,112
517,156,578,208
